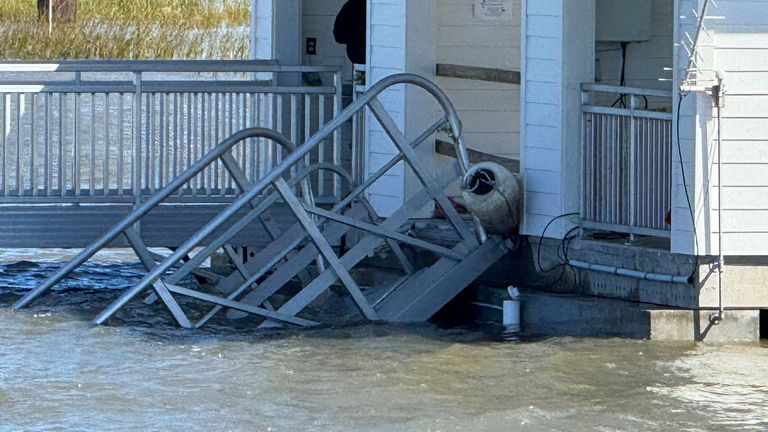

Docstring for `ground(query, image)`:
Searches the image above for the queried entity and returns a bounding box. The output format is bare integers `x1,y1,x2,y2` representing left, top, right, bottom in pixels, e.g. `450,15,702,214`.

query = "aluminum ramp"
12,74,510,328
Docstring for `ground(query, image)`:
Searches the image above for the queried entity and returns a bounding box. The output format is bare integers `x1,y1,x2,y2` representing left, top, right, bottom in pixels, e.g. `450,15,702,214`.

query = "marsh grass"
0,0,250,59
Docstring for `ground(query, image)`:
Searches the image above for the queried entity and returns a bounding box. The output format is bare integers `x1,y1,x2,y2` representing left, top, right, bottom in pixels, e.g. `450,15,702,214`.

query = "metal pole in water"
503,286,521,333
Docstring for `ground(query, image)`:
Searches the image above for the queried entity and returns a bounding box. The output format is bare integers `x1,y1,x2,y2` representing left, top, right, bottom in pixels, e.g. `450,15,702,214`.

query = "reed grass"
0,0,250,59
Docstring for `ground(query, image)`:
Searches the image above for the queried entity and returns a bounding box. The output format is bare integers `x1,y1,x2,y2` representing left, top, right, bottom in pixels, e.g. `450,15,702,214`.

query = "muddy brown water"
0,249,766,431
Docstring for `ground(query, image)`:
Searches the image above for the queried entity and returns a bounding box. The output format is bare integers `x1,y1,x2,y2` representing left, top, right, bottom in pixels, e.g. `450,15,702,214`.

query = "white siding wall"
675,0,768,255
436,0,521,160
520,0,595,238
250,0,273,59
520,0,566,236
365,0,408,215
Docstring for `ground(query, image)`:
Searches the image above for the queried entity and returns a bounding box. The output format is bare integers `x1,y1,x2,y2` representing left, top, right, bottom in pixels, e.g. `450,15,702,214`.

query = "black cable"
536,212,579,273
676,92,700,281
611,42,630,108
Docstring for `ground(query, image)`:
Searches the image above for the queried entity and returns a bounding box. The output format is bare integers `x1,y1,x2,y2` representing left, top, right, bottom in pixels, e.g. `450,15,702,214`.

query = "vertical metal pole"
90,92,96,196
133,72,143,228
318,94,326,197
199,92,206,194
580,89,588,222
628,94,638,243
159,93,166,189
45,92,51,195
104,93,110,195
192,92,200,196
118,93,124,196
58,92,64,196
333,71,343,196
16,94,21,195
74,72,81,196
30,94,36,196
714,77,725,324
147,93,155,193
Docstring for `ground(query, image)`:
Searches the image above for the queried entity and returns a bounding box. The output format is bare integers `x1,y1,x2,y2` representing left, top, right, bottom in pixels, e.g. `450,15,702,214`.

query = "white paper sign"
474,0,512,21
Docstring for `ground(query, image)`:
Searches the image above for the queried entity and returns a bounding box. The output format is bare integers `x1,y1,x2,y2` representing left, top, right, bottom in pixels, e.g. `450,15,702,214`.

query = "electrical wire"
610,42,650,110
536,212,579,273
676,92,700,280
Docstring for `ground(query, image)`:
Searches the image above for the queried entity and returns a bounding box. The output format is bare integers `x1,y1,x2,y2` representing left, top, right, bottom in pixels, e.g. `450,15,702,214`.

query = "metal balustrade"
581,84,674,239
0,60,344,203
12,74,506,330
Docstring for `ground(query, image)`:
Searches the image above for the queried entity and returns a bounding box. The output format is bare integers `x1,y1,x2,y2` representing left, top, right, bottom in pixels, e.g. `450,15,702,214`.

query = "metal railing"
13,73,484,328
581,84,673,238
0,60,344,204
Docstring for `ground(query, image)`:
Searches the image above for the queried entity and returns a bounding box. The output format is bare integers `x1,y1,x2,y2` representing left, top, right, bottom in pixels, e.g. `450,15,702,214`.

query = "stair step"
375,236,507,322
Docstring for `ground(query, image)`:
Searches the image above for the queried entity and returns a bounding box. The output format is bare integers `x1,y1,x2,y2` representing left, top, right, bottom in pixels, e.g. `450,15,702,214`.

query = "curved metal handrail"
13,127,298,309
15,73,477,313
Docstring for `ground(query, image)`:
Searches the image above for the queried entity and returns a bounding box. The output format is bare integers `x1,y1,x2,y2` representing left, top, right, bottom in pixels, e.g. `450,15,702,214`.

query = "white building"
250,0,768,324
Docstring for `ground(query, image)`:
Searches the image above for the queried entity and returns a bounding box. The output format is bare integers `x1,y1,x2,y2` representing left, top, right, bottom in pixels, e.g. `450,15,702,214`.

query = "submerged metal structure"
5,62,509,328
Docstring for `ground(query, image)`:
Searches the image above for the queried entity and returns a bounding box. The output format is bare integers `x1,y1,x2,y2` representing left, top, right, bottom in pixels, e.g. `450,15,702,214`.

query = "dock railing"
581,83,673,239
0,60,344,204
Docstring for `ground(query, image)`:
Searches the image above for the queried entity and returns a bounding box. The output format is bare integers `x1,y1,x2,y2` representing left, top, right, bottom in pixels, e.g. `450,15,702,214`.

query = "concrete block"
649,310,760,343
463,286,761,343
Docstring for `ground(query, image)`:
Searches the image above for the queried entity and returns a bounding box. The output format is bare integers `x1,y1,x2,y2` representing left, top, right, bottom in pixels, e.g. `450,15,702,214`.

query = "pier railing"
0,60,344,204
581,84,673,239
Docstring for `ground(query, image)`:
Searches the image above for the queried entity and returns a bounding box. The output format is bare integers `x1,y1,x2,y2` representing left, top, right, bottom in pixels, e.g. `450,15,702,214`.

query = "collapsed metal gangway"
12,74,510,328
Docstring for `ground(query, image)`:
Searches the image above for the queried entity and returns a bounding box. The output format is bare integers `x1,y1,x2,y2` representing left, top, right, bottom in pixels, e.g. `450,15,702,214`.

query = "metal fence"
581,84,673,238
0,61,344,204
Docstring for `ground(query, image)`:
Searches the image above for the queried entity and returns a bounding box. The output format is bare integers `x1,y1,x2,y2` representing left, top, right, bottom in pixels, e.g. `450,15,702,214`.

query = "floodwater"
0,250,767,431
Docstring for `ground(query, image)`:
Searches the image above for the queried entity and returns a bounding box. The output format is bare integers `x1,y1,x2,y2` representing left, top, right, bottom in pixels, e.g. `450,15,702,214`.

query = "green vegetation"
0,0,250,59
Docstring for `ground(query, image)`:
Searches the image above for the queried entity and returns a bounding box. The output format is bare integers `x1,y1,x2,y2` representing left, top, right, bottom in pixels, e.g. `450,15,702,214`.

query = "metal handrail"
582,83,673,98
14,73,477,312
0,60,341,74
13,127,296,309
0,61,345,202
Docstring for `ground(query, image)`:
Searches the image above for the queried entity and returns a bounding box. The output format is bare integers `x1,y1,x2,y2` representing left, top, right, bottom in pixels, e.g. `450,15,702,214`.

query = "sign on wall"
473,0,512,21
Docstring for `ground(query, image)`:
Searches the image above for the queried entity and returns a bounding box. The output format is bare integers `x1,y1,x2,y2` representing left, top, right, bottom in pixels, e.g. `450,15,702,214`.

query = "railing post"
333,70,343,197
580,87,589,225
628,93,638,244
133,71,143,231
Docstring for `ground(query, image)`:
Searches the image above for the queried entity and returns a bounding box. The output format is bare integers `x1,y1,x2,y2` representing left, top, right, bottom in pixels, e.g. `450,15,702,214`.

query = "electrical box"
595,0,652,42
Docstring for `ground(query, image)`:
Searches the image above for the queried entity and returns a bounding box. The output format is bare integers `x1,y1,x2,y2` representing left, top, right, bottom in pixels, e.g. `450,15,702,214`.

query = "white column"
365,0,437,216
520,0,594,238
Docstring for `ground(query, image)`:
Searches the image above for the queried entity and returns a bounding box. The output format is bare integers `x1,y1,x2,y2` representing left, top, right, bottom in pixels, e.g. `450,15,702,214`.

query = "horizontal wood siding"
365,0,407,215
520,0,564,236
672,0,768,255
710,0,768,254
436,0,521,161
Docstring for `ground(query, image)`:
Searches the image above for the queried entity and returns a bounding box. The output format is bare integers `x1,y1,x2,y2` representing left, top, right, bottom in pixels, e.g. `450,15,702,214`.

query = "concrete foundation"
419,222,765,342
460,286,760,343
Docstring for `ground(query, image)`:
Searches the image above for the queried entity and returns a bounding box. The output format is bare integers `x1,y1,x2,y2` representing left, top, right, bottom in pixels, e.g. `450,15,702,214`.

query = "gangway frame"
13,74,505,328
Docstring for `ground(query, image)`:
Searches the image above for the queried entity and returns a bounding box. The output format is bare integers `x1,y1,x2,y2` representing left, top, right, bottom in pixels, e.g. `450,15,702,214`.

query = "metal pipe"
569,260,692,285
712,72,726,325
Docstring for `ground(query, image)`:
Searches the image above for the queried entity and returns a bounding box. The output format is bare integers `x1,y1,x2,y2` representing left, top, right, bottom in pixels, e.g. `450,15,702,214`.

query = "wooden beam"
435,139,520,173
436,63,520,85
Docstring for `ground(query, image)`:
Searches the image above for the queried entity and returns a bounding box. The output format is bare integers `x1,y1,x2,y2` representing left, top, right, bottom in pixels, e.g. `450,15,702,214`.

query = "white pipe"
503,287,521,333
712,71,727,325
569,260,692,284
